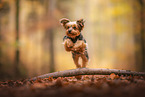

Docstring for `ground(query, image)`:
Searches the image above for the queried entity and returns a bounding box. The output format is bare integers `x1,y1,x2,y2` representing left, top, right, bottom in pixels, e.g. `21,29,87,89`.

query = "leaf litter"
0,74,145,97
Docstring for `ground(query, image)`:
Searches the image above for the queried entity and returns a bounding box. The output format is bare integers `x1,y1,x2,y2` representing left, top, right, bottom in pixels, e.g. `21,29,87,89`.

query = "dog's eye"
73,27,76,29
67,26,70,29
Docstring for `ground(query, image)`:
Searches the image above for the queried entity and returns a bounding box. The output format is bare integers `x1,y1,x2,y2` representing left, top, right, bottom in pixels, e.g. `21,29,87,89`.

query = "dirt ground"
0,74,145,97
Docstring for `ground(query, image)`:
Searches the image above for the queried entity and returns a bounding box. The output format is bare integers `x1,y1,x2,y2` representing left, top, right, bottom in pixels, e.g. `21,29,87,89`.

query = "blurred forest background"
0,0,145,80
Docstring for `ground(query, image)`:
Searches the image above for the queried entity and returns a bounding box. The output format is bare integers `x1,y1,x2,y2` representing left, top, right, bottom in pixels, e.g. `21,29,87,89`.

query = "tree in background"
0,0,10,79
0,0,2,72
15,0,20,77
133,0,145,72
48,0,56,72
139,0,145,71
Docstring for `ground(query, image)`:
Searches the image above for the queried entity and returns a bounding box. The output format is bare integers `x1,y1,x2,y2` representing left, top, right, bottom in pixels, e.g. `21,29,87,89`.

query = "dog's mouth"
67,31,77,36
68,33,80,37
66,30,80,38
70,33,76,35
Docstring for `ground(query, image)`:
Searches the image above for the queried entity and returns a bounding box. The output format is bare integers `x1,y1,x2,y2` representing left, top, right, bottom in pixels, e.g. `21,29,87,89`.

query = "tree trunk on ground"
30,68,145,81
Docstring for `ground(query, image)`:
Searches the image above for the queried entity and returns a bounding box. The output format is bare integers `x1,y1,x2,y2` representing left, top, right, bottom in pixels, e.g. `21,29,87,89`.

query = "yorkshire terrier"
60,18,89,68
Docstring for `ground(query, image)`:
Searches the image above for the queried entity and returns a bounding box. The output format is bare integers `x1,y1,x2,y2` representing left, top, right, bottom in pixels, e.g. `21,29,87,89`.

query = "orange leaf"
110,73,116,80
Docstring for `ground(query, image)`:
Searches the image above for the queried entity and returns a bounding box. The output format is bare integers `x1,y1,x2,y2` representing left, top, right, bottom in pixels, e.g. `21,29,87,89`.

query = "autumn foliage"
0,74,145,97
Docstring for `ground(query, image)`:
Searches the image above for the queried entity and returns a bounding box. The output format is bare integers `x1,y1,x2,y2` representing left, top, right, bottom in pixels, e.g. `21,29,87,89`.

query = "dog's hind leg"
72,53,81,68
81,51,89,68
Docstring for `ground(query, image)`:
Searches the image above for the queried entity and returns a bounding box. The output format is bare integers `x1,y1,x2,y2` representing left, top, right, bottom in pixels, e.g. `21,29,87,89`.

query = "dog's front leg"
64,39,74,51
73,40,86,52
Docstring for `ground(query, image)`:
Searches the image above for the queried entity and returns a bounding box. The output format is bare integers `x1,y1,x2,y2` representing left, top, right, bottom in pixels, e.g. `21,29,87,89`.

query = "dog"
60,18,89,68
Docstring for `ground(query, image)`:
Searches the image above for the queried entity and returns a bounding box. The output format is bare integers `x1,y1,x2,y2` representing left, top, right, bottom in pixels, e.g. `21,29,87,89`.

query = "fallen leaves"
0,74,145,97
110,73,120,80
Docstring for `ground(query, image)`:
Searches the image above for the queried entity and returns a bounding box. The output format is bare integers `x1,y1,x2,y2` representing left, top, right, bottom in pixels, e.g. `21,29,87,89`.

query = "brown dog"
60,18,89,68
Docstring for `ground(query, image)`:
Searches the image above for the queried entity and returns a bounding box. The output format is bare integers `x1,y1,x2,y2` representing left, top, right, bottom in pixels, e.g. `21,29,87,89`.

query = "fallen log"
30,68,145,81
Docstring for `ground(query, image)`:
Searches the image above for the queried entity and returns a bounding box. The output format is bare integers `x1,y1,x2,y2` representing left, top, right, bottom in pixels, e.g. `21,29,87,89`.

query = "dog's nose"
68,30,72,33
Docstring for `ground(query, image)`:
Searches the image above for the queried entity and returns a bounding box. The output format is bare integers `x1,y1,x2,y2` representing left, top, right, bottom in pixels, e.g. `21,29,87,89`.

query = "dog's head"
60,18,85,38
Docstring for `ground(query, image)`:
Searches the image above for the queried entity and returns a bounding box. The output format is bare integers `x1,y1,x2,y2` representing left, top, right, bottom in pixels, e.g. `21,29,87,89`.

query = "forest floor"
0,74,145,97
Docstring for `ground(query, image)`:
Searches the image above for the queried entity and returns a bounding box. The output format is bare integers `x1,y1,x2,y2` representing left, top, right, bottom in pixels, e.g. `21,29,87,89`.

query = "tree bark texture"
30,68,145,81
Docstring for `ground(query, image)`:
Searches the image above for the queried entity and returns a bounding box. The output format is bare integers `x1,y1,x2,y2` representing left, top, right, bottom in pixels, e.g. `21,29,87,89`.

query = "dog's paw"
73,47,86,53
67,42,73,48
66,39,74,48
73,41,86,51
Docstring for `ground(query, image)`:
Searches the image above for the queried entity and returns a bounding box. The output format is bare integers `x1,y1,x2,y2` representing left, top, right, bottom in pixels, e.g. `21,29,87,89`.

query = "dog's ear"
60,18,70,27
77,19,85,31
